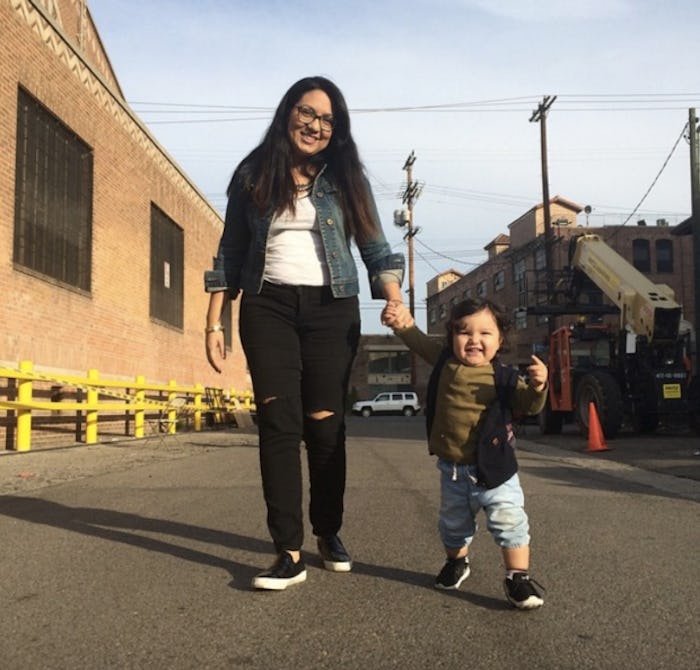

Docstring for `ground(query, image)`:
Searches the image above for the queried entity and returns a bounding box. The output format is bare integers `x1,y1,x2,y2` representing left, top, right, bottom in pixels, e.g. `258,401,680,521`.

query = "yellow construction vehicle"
535,233,694,438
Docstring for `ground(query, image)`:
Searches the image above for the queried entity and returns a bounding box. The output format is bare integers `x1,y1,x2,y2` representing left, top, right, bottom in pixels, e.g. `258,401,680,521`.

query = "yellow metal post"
16,360,33,451
168,381,177,434
193,384,203,431
134,375,145,438
86,368,98,444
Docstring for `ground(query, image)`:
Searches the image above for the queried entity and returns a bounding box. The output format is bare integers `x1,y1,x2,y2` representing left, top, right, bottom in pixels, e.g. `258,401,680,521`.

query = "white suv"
352,392,421,417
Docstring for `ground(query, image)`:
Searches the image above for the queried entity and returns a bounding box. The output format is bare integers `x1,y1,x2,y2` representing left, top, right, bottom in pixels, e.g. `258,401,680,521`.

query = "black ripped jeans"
239,281,361,554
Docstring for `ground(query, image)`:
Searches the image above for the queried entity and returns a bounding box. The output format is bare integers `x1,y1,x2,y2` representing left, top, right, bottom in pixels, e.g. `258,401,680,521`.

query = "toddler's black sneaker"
434,556,471,590
252,552,307,590
504,572,544,609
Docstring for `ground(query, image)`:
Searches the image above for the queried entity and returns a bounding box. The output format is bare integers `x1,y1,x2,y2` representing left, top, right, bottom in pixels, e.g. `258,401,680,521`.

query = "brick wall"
0,1,250,447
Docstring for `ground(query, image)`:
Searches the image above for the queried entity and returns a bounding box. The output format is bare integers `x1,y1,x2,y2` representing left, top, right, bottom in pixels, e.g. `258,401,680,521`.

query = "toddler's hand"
382,301,415,330
527,355,548,392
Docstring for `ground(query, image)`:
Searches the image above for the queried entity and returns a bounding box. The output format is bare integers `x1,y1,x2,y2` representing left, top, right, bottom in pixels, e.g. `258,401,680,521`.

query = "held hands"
527,355,548,392
381,300,415,330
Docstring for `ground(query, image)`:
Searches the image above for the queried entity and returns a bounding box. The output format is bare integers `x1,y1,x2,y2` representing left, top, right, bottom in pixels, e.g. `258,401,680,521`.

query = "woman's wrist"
205,323,225,334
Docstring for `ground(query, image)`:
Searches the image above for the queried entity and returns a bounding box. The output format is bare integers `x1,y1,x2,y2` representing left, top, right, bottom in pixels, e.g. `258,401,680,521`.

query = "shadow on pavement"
0,495,265,590
0,495,509,605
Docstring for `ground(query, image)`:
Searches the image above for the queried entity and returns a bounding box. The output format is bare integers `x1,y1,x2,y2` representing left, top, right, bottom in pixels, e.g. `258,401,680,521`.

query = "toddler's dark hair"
445,298,511,353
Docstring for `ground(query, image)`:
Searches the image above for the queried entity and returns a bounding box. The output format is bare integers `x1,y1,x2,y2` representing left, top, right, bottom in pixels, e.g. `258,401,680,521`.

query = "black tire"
360,407,372,418
538,397,563,435
402,406,415,417
574,371,623,439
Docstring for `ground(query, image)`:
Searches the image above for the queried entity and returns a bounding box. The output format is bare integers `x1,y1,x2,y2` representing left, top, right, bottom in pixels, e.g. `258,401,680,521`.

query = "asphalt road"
0,417,698,669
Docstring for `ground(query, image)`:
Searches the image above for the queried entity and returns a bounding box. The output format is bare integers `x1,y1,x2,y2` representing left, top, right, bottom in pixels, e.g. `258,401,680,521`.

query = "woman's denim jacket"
204,165,405,299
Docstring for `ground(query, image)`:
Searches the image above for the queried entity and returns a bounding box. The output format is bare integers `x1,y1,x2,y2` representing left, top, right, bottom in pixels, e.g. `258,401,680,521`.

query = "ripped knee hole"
306,410,335,420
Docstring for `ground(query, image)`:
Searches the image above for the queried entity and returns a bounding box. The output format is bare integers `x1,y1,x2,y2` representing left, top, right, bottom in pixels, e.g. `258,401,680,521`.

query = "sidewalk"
516,421,700,484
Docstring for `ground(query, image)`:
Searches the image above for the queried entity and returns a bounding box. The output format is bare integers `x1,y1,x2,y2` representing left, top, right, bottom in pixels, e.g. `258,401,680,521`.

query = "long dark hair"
227,76,378,243
445,298,512,353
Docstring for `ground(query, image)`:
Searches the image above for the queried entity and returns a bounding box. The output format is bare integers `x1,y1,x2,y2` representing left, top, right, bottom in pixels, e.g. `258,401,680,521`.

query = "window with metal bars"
13,88,93,291
150,204,184,329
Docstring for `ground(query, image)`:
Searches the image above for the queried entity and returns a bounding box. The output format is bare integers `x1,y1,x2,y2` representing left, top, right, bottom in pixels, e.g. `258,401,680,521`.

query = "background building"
349,196,695,407
426,197,695,366
1,0,249,392
348,333,437,406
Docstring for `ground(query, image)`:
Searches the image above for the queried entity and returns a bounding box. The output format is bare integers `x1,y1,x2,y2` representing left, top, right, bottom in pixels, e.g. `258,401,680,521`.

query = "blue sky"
88,0,700,330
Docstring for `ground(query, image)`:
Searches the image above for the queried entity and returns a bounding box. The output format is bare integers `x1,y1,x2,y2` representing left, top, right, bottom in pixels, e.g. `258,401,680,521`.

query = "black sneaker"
252,552,307,590
504,572,544,610
317,535,352,572
434,556,471,590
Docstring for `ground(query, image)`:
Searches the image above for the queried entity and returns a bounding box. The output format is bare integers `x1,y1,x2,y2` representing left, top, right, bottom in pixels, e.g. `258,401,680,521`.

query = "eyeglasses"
295,105,335,133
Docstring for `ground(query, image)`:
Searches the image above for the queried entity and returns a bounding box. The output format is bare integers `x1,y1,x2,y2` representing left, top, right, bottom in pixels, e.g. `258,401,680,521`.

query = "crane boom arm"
571,234,681,342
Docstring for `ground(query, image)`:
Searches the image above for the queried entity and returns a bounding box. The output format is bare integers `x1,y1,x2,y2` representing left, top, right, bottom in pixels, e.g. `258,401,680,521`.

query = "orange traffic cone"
585,402,610,452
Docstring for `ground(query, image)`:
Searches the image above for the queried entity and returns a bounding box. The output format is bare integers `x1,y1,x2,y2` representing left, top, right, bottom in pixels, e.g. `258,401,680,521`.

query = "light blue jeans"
437,459,530,550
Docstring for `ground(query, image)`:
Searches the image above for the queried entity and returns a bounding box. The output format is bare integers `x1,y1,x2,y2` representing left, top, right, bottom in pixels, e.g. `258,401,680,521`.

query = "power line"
130,93,700,124
620,121,690,227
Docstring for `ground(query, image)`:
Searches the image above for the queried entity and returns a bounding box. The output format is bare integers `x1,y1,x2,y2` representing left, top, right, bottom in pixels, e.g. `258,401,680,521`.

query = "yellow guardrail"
0,360,255,452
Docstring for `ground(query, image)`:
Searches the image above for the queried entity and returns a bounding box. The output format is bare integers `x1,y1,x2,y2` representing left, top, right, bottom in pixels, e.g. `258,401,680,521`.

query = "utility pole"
689,108,700,371
395,150,422,388
530,95,557,334
400,150,422,318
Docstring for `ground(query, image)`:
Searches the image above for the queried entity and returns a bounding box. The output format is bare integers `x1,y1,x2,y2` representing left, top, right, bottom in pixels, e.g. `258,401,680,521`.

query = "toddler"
383,298,547,609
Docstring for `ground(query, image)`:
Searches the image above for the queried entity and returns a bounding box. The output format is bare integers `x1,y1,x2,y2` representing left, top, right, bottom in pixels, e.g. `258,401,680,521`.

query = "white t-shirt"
263,194,330,286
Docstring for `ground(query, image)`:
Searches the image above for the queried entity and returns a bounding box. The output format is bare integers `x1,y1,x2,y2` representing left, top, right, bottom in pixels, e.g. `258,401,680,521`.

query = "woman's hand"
205,292,228,373
205,330,226,373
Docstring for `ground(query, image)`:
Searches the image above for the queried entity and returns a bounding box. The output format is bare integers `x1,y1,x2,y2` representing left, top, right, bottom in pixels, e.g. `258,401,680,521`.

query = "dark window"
513,258,526,293
534,246,546,271
632,239,651,272
655,239,673,273
13,88,93,291
493,269,505,291
150,204,184,328
513,258,526,282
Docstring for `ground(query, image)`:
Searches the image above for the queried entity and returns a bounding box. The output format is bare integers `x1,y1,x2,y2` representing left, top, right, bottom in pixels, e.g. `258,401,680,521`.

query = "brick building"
347,333,437,407
0,1,249,395
425,197,695,366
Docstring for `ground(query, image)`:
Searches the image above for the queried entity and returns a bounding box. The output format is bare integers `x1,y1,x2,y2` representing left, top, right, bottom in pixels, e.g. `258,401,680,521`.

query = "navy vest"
425,349,520,488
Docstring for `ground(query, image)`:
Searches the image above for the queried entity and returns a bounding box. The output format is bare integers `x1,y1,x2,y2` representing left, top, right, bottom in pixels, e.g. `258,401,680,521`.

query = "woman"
204,76,405,590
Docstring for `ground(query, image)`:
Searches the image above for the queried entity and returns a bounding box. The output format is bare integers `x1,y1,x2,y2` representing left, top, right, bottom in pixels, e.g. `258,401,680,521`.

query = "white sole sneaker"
434,566,471,590
321,558,352,573
253,569,307,590
251,553,307,590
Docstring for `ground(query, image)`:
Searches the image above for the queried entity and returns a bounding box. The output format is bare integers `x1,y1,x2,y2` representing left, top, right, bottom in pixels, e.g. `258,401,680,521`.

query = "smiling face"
287,89,333,160
451,307,503,367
